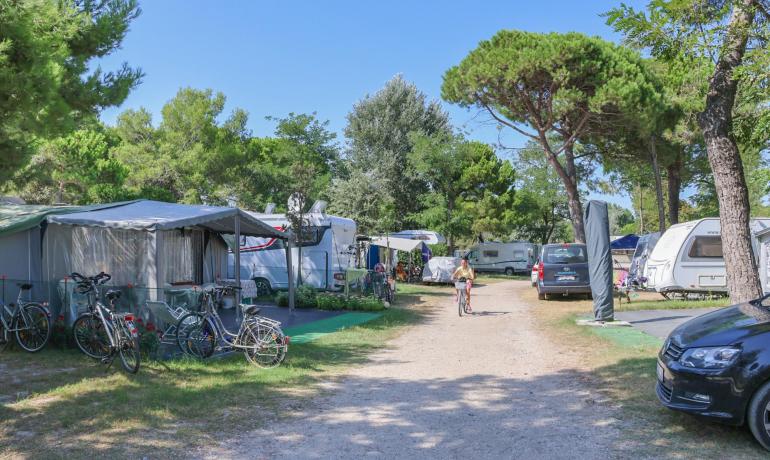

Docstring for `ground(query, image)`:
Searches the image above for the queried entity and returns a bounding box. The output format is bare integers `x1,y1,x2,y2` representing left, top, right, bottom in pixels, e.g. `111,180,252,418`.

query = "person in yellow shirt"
452,257,475,312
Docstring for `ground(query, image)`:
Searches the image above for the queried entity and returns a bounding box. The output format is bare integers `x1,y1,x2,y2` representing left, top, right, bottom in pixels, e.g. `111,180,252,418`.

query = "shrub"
316,294,386,312
275,291,289,307
274,285,317,308
316,293,345,310
295,284,317,308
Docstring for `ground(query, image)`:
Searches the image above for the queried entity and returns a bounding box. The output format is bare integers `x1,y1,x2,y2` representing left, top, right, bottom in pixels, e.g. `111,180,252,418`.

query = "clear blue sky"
98,0,647,208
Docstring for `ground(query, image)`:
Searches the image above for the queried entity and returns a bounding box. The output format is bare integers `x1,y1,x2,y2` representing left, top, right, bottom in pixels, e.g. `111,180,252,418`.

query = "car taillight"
538,263,544,281
333,272,346,281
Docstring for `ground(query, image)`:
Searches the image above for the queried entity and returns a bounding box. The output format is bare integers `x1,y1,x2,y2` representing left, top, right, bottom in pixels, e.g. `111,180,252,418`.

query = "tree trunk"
538,134,586,243
666,151,683,225
697,0,761,303
649,136,666,234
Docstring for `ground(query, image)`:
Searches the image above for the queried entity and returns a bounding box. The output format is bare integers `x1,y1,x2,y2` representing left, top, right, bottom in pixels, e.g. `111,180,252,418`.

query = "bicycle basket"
454,281,467,290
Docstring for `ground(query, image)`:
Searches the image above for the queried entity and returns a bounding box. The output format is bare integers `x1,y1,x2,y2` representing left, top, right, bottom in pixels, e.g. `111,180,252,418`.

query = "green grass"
0,308,421,458
615,297,731,311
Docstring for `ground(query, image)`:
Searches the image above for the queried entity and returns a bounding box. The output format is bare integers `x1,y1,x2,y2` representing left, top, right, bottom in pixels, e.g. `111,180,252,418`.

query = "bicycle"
176,285,288,368
0,283,50,353
455,277,469,317
70,272,141,374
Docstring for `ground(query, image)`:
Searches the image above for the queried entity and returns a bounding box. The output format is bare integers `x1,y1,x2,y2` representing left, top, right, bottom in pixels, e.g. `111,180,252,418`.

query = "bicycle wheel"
14,304,51,352
175,312,205,354
0,318,9,352
458,291,464,317
241,322,286,368
115,319,140,374
183,316,216,359
73,313,110,359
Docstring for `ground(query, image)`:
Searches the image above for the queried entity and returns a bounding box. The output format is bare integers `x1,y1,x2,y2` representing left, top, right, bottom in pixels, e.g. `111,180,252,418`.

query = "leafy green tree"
336,75,451,231
442,31,661,243
12,129,131,204
408,133,515,253
606,0,770,302
0,0,142,182
231,113,339,212
508,143,571,244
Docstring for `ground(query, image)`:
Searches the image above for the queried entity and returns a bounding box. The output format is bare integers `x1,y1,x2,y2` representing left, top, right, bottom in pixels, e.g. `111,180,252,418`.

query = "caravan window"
513,250,526,260
688,236,723,258
483,250,499,258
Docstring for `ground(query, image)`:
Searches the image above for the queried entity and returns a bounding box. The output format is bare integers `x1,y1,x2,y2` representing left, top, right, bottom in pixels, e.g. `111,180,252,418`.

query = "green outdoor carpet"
283,312,382,344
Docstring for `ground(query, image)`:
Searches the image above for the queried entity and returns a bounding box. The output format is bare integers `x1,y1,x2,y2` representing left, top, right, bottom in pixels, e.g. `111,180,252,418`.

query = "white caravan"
465,241,539,275
229,203,356,293
644,218,770,295
390,230,446,245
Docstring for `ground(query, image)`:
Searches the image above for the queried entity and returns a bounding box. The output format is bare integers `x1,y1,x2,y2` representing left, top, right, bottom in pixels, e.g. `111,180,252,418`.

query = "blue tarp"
610,234,639,250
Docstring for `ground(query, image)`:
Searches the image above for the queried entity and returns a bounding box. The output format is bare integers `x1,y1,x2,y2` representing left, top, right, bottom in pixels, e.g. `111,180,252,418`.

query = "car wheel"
748,380,770,451
504,267,514,276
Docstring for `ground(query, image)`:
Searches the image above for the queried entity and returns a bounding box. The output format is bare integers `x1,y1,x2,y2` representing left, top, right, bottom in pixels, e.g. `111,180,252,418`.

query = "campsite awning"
610,234,639,250
0,202,133,237
370,236,425,252
46,200,288,239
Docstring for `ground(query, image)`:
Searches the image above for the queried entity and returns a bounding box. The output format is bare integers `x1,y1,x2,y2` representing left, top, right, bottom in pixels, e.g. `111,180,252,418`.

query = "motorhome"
644,218,770,295
465,241,539,275
229,202,356,293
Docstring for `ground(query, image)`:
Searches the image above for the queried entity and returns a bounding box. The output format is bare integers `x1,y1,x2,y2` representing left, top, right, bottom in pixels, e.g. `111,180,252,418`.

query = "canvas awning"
0,201,133,237
610,234,639,250
46,200,288,239
370,236,425,252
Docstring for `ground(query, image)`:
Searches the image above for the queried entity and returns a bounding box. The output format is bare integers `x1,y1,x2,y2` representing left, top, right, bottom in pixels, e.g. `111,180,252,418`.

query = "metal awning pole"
286,236,295,315
234,214,241,321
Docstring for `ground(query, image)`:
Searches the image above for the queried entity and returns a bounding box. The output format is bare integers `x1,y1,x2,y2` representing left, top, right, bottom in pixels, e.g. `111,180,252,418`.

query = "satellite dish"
309,200,328,214
288,193,304,214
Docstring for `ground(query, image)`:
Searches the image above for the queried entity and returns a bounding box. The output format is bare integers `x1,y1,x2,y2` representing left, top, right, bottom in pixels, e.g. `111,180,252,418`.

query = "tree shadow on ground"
211,361,766,459
0,307,428,458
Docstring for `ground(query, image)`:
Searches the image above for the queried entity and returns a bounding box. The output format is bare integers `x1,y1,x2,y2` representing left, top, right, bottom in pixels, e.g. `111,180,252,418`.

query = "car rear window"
544,245,587,264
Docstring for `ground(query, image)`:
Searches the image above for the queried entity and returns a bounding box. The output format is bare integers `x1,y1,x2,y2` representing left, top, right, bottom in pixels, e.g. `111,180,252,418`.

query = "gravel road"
208,280,622,459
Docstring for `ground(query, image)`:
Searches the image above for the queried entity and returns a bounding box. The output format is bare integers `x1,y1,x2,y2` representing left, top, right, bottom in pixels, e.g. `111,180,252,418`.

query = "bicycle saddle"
18,283,32,291
105,289,122,301
242,305,261,316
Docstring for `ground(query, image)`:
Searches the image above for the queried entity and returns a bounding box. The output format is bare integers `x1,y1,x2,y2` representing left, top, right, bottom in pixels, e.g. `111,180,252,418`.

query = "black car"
657,295,770,450
536,243,591,300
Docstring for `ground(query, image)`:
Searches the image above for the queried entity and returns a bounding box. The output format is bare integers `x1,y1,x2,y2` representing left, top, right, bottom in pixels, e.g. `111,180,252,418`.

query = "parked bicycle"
455,277,469,317
70,272,141,374
176,285,288,368
0,283,50,352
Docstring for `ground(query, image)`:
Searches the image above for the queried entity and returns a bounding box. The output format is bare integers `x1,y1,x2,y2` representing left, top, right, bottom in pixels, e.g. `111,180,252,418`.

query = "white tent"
43,200,293,322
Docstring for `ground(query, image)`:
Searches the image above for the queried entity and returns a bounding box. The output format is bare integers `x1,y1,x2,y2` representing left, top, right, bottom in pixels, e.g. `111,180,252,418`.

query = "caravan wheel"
254,278,272,297
504,267,515,276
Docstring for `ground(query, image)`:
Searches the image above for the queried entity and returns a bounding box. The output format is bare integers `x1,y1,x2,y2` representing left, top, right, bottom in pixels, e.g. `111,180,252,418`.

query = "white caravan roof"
390,230,446,245
247,211,355,230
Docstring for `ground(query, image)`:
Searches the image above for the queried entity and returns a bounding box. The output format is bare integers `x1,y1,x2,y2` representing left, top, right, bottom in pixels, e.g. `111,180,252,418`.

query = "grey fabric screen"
584,200,614,321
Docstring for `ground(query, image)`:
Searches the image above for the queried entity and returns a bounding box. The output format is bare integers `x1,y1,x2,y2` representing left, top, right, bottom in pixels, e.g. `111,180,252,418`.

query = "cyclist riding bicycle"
452,256,475,312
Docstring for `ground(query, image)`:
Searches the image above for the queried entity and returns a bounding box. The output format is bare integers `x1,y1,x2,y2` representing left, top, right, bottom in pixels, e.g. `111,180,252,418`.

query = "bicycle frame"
0,290,35,333
197,289,283,352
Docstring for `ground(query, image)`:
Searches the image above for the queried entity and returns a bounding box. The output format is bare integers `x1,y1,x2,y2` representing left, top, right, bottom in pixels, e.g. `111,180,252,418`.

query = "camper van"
229,203,356,294
644,218,770,294
465,241,538,275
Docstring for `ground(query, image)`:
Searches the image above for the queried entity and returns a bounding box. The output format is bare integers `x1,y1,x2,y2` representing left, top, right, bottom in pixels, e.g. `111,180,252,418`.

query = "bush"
274,284,317,308
295,284,317,308
316,293,385,312
275,291,289,307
